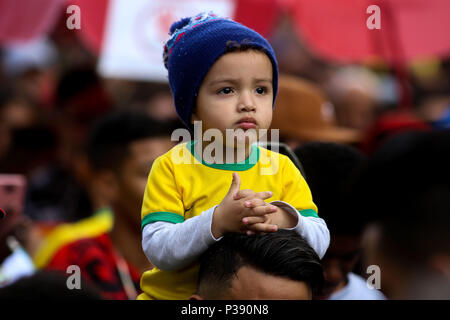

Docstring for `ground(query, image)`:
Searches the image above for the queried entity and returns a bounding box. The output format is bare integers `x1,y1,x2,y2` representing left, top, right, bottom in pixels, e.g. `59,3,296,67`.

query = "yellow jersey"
139,141,318,300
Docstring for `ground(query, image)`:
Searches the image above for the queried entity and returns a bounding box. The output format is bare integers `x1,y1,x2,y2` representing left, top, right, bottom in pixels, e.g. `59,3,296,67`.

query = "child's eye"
256,86,268,95
218,87,233,95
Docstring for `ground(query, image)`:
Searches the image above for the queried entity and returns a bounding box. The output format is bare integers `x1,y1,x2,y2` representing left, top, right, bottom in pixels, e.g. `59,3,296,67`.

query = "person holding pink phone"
0,174,38,287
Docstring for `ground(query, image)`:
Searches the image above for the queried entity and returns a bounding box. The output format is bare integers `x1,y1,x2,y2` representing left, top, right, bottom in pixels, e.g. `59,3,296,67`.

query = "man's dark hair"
294,142,367,235
86,111,178,171
0,270,101,300
352,129,450,265
197,230,324,299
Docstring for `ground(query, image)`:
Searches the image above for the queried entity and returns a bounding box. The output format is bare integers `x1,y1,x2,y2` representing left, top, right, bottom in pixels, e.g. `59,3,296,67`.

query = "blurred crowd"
0,10,449,300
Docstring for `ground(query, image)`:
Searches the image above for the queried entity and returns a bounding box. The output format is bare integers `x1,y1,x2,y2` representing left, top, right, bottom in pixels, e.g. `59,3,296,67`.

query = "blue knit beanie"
163,12,279,130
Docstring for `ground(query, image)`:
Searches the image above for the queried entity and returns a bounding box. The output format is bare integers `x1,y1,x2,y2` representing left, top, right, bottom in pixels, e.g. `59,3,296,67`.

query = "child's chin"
226,129,258,147
231,136,257,149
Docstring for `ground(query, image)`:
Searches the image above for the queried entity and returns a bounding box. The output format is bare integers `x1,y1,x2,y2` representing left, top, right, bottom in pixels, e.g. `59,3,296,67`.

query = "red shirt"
46,232,141,300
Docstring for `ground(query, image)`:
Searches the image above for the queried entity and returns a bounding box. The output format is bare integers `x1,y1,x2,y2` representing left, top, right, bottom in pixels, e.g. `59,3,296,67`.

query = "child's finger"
227,172,241,199
254,191,273,200
243,198,266,208
242,216,266,225
246,223,278,233
233,189,255,200
248,205,278,215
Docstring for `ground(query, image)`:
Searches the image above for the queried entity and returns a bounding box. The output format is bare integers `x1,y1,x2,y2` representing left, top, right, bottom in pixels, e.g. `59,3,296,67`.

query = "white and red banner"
1,0,450,80
93,0,280,81
98,0,235,81
69,0,280,81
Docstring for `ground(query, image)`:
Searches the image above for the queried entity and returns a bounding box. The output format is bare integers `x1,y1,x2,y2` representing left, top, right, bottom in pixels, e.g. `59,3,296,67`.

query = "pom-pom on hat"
163,12,279,130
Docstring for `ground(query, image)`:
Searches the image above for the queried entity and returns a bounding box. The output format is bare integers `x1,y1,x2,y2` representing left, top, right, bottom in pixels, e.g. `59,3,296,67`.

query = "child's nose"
237,91,256,112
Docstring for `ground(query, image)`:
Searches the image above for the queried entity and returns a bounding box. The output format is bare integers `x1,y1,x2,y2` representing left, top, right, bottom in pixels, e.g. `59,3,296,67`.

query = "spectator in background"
0,87,57,176
191,230,324,300
360,109,431,156
144,91,179,122
0,87,40,130
32,111,176,299
0,174,43,288
118,81,180,123
25,66,111,223
325,66,382,133
354,130,450,299
270,74,361,151
411,58,450,130
53,65,112,172
294,142,385,300
412,73,450,130
269,14,334,86
1,37,57,110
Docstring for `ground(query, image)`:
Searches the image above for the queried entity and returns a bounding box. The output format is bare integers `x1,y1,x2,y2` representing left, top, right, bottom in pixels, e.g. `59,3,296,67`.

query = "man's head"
163,12,279,137
192,230,324,300
55,66,111,163
294,142,367,298
86,111,176,222
354,130,450,299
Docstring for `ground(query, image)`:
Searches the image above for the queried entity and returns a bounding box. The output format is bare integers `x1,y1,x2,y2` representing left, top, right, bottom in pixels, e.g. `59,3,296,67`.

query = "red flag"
70,0,109,54
0,0,64,44
287,0,450,63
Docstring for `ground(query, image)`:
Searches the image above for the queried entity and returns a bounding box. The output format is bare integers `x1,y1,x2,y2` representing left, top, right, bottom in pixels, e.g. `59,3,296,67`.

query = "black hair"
352,129,450,265
55,66,112,126
86,111,177,171
0,125,57,175
0,270,101,300
197,230,324,299
56,66,100,108
294,142,367,235
225,40,268,54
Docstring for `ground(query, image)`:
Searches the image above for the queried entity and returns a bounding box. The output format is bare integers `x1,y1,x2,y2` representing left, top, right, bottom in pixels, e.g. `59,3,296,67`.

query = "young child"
139,12,330,300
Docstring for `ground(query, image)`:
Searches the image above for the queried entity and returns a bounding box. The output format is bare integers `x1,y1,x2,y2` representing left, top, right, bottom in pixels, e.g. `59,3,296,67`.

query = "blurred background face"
144,92,178,121
362,225,409,299
334,89,377,132
319,234,362,298
362,224,450,300
0,97,38,130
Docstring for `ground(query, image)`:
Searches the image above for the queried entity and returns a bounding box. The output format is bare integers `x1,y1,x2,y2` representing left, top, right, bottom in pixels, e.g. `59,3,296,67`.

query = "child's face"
193,50,274,146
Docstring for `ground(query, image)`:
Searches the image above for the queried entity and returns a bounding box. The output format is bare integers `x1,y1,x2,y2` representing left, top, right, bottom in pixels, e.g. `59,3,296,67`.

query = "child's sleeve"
142,207,220,271
276,158,330,259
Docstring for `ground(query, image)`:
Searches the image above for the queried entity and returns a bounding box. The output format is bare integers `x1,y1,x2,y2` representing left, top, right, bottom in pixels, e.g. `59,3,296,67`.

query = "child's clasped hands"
212,172,298,238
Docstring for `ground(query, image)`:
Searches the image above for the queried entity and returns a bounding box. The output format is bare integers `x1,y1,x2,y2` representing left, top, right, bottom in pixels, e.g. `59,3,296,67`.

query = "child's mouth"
237,122,257,130
236,117,257,130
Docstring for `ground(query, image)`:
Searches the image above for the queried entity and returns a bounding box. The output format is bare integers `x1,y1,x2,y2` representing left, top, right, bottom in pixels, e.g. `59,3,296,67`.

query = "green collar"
187,140,259,171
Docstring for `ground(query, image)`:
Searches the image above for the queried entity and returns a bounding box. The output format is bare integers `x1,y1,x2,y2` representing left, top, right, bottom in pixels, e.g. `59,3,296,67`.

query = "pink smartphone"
0,174,27,235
